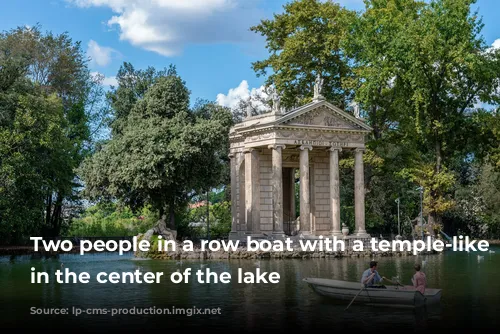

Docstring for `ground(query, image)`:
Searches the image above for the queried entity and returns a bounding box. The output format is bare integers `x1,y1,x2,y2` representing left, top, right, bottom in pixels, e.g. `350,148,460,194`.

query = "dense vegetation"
1,0,499,245
251,0,500,238
0,25,106,244
67,202,157,237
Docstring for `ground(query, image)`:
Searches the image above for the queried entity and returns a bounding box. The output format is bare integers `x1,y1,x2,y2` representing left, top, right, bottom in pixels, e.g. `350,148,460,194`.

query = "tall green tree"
106,62,170,136
251,0,500,235
0,25,104,243
348,0,500,228
0,92,68,243
251,0,356,109
80,65,232,233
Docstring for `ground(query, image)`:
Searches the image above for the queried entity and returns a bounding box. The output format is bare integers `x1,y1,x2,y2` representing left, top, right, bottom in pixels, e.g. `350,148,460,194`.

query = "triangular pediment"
277,100,372,132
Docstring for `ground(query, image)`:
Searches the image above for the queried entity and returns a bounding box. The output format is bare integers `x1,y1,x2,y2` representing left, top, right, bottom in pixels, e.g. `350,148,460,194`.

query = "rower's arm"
362,272,376,284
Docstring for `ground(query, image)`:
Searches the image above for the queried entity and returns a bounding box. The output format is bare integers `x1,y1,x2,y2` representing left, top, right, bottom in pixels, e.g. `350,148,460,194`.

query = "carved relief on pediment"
276,130,293,138
294,131,307,139
286,106,361,130
322,133,336,140
308,132,322,139
245,131,276,142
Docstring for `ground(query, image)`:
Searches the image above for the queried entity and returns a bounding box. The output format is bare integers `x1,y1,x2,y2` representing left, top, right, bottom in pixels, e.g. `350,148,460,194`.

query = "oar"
383,276,404,287
344,286,365,311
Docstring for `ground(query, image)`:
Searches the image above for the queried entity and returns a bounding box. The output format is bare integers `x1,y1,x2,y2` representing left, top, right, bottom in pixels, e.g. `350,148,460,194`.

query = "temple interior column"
299,145,312,235
354,148,368,237
329,147,342,236
269,144,286,238
229,152,238,238
290,168,296,222
244,148,253,234
244,148,260,235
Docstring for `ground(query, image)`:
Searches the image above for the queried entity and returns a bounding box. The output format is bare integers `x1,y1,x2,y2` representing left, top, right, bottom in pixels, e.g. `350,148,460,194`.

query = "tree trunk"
51,193,63,237
168,198,175,230
45,192,52,227
428,138,444,234
371,105,380,140
435,140,442,173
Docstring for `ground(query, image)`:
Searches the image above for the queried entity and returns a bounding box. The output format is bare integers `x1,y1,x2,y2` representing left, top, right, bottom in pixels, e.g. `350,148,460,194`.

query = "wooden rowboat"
303,278,442,308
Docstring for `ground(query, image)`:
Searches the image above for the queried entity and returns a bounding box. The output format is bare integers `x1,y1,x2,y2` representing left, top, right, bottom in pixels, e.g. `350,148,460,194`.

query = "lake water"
1,246,499,332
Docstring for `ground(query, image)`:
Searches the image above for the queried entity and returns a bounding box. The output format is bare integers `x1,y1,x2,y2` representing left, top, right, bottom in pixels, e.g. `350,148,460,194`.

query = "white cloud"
492,39,500,50
68,0,262,57
91,71,118,87
87,40,118,66
216,80,270,112
102,76,118,86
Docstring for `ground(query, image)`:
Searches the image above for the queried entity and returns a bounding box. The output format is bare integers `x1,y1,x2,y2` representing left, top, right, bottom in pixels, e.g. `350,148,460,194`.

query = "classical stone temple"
228,79,373,240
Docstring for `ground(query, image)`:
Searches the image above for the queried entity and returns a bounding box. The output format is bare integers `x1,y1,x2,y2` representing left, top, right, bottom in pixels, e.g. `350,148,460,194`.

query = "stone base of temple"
355,231,371,238
230,231,372,242
228,231,240,241
297,231,317,239
245,233,267,239
271,232,287,239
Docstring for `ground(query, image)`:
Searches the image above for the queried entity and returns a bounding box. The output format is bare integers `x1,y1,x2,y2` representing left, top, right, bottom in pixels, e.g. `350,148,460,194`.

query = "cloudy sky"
1,0,499,109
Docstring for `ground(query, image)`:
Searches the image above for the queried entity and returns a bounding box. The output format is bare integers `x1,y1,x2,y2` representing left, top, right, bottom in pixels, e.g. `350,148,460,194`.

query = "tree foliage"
67,202,157,237
251,0,356,109
0,25,104,244
251,0,500,236
80,64,233,231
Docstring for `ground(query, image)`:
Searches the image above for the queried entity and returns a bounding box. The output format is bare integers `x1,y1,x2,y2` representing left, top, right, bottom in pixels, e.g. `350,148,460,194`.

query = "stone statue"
246,98,253,118
266,85,281,114
272,91,281,114
348,101,361,118
313,73,324,100
353,102,360,118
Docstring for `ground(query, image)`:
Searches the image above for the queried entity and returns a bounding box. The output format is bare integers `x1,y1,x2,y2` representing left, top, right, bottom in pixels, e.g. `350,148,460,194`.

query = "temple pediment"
229,98,373,151
277,100,372,132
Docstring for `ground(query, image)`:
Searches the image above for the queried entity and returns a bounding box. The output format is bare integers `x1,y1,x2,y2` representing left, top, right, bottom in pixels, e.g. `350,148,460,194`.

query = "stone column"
329,147,342,236
269,144,286,238
354,148,368,237
244,148,261,235
290,168,296,221
229,152,238,239
299,145,312,235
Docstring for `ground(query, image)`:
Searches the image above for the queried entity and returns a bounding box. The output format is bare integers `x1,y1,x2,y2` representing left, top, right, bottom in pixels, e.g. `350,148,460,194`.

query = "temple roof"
230,99,373,137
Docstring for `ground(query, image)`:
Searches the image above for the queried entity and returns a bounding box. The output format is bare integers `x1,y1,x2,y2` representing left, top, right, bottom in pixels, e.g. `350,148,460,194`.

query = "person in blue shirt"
361,261,385,288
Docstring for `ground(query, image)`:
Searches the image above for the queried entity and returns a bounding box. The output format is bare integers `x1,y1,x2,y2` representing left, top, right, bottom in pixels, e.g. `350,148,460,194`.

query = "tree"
80,65,233,234
106,62,171,136
349,0,500,228
0,25,102,243
0,92,68,243
251,0,356,109
251,0,500,235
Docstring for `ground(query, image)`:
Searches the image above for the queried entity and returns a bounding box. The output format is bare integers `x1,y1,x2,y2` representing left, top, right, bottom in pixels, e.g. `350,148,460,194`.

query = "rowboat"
303,278,441,308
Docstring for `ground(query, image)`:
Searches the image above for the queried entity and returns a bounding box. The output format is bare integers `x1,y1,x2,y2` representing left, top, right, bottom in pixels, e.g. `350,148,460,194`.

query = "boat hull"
303,278,441,308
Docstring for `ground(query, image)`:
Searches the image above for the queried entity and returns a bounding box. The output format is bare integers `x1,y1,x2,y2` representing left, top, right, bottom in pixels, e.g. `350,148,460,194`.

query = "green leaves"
80,65,232,229
251,0,355,108
253,0,500,233
0,91,68,243
0,25,106,244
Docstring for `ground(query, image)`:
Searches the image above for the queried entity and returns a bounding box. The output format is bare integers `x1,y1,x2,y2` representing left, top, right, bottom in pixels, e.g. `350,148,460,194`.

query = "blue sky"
0,0,499,109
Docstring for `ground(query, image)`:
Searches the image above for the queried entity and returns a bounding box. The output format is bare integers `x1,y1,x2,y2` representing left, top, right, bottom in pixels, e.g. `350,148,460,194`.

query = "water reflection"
1,246,499,331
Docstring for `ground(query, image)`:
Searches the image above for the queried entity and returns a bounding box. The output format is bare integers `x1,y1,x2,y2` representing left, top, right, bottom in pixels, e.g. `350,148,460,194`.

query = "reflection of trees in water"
394,256,403,283
242,265,255,331
263,259,287,328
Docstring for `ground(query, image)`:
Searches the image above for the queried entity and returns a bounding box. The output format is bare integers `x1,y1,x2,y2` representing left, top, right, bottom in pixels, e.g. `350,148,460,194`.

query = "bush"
176,201,231,240
67,202,157,237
